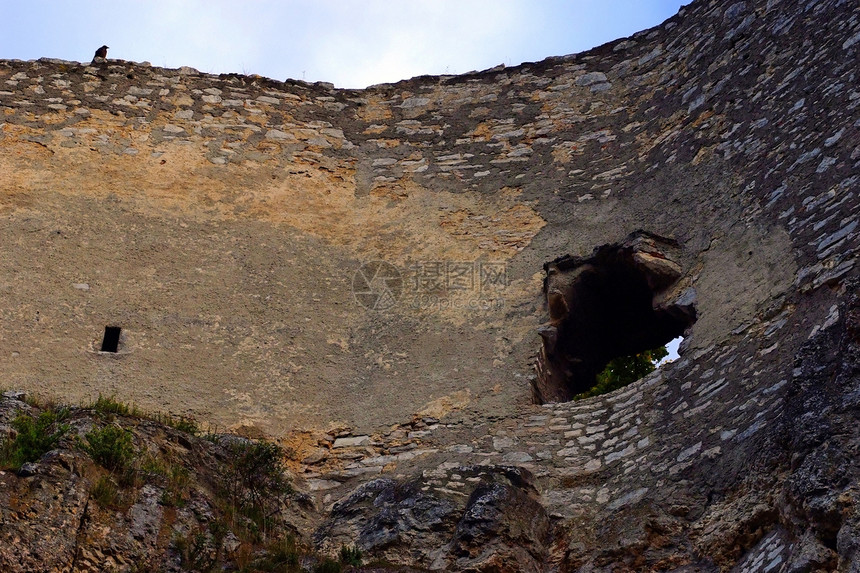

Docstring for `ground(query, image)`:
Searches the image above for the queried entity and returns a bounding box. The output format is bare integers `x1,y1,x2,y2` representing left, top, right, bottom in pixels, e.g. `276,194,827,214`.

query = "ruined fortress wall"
1,0,853,435
1,0,859,569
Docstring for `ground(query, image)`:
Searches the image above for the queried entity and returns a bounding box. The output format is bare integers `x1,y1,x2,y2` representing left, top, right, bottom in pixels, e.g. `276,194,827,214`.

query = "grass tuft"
314,557,342,573
252,535,301,571
90,475,122,508
91,394,143,418
340,544,362,567
150,411,200,435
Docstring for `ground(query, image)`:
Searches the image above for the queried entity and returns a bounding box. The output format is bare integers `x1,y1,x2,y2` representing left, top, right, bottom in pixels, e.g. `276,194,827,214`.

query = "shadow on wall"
533,231,697,403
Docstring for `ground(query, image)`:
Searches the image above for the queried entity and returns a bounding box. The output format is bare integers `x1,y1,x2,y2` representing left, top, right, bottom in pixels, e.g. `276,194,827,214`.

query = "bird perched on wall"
92,45,109,62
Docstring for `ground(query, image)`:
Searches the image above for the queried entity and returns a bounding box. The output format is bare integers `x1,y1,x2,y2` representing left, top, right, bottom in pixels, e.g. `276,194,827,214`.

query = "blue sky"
2,1,685,88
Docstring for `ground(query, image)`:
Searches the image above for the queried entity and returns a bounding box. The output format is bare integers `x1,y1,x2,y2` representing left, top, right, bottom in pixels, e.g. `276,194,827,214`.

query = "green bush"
339,545,362,567
0,409,70,469
81,425,135,471
575,346,669,400
222,441,293,540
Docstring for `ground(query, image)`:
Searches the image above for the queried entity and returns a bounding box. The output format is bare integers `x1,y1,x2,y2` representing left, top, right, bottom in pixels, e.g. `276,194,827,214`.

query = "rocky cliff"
1,0,859,570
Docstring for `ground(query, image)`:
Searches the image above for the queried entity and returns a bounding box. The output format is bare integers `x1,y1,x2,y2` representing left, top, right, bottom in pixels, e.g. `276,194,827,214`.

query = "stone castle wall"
1,0,859,569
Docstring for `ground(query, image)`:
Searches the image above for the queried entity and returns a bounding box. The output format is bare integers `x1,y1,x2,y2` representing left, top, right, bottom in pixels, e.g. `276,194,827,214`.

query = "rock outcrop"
1,0,859,570
315,465,551,572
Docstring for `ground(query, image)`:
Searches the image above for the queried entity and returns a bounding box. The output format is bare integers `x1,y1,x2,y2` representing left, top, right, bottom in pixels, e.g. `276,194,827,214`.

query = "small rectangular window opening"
101,326,121,353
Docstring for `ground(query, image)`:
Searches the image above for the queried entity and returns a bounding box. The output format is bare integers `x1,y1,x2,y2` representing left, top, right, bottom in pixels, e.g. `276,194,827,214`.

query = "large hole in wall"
533,231,697,403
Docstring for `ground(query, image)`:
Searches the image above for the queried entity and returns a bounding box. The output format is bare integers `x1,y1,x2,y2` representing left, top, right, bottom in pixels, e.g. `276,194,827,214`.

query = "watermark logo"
352,261,404,310
353,260,507,311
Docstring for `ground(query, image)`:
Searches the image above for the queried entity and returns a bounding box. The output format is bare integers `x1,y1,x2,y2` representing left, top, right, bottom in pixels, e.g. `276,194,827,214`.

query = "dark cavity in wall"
533,231,697,403
101,326,122,353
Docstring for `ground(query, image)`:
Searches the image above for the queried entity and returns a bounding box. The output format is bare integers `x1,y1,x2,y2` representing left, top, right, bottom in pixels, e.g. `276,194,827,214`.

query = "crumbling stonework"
1,0,859,570
535,231,696,403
